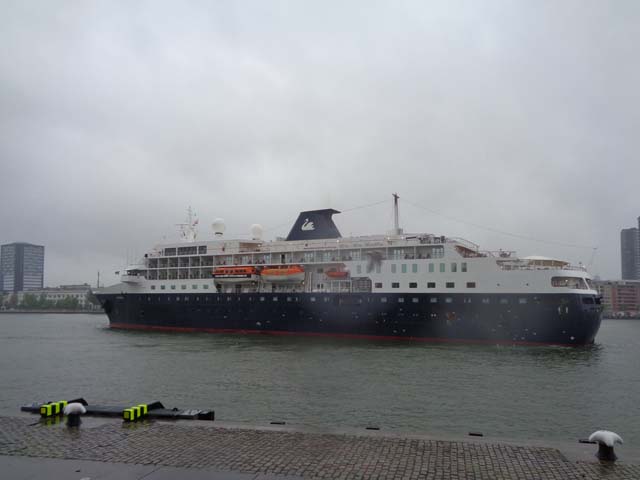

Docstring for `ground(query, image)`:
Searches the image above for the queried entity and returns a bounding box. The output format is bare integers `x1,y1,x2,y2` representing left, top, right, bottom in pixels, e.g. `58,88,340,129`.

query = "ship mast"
176,206,199,242
392,193,402,235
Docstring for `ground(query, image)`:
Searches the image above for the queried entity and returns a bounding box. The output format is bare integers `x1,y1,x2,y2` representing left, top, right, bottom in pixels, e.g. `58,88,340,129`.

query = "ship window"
192,285,198,289
391,264,397,273
428,263,434,273
466,282,476,288
461,262,467,272
398,297,404,303
171,285,176,290
184,296,189,302
582,297,594,304
551,277,588,289
463,297,472,304
151,285,156,290
310,297,316,302
412,297,419,303
446,282,454,288
451,263,457,272
519,298,527,304
427,282,436,288
440,263,445,273
409,282,417,288
412,264,418,273
198,246,207,254
585,278,595,289
287,297,292,302
401,264,407,273
500,298,509,304
203,284,209,289
381,297,387,303
375,282,382,288
260,296,265,301
164,248,176,256
392,282,400,288
273,297,278,301
181,285,187,290
482,298,490,304
176,296,180,301
430,297,438,303
161,285,166,290
317,268,323,273
445,297,453,303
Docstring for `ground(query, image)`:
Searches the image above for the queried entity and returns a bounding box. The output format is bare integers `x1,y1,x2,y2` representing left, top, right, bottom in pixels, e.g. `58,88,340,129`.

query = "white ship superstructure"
96,196,602,345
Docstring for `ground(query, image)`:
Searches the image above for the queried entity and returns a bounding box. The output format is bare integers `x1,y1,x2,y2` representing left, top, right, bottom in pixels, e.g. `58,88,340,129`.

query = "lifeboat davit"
260,265,305,283
213,266,259,283
325,268,349,279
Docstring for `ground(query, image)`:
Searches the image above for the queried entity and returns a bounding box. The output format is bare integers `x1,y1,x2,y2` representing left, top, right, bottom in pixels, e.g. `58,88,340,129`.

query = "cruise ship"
95,195,602,346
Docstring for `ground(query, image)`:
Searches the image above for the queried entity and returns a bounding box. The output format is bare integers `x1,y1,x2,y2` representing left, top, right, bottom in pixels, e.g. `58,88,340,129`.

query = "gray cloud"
1,0,638,286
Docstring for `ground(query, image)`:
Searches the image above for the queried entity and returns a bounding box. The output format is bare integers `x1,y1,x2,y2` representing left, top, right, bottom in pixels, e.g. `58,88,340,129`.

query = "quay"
1,415,638,479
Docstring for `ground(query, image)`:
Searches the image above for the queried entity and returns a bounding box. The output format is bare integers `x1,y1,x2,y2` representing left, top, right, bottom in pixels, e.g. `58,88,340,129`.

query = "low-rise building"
16,283,97,310
594,279,640,317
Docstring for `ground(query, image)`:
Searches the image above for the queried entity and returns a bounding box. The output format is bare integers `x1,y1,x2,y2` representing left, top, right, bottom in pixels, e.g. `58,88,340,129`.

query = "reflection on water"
1,314,638,445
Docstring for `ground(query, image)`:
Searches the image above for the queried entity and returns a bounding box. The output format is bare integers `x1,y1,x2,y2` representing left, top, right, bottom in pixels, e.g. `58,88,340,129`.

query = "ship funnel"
286,209,341,241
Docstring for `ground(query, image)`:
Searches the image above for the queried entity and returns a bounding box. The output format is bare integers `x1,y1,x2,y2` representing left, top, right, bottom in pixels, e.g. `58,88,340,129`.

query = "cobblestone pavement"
0,416,638,479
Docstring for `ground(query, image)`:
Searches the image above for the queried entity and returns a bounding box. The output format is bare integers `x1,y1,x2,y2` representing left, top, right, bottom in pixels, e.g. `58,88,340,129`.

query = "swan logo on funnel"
301,219,315,231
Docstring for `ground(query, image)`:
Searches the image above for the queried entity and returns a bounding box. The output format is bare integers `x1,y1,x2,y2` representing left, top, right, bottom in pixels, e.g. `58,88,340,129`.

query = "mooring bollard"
588,430,623,461
63,402,87,427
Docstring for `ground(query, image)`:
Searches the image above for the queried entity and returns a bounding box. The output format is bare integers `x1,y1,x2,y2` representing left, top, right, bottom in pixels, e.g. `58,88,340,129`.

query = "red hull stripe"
108,323,579,347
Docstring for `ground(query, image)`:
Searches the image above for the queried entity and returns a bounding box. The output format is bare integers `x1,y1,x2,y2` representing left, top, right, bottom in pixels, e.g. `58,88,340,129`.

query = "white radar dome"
212,218,226,236
250,224,264,240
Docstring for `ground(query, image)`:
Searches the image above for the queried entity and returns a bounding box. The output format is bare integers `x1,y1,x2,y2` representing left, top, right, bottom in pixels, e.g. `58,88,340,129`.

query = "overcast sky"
1,0,638,287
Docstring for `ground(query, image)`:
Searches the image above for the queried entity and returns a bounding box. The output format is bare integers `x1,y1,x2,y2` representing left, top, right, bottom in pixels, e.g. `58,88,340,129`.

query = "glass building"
0,242,45,292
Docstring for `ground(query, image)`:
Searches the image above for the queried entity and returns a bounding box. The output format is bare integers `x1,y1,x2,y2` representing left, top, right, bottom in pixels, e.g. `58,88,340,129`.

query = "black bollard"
588,430,623,462
596,443,617,462
66,414,82,428
63,402,87,428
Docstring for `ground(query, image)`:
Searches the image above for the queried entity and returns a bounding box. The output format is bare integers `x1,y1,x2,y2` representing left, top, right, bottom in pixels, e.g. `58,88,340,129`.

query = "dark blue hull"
96,292,602,346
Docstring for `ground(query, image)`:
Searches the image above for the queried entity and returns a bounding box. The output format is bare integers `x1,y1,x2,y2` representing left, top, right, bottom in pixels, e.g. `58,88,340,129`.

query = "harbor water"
1,313,638,445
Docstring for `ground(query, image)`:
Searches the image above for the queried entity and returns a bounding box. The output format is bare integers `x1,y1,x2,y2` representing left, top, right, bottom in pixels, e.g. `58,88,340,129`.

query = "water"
1,313,639,444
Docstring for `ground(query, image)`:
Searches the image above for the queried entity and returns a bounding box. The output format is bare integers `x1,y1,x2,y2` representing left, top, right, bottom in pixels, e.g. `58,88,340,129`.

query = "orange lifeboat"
213,266,259,283
260,265,305,283
325,268,349,279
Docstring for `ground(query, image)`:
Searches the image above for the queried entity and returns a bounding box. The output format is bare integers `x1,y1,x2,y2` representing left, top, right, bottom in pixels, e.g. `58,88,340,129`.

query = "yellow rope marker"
123,404,149,421
40,401,68,417
40,404,53,417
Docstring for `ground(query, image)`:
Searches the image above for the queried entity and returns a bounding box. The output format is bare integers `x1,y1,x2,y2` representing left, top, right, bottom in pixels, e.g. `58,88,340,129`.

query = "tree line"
1,292,101,310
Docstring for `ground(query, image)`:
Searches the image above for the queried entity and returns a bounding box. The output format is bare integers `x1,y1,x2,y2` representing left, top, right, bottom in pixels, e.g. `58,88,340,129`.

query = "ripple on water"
0,314,637,445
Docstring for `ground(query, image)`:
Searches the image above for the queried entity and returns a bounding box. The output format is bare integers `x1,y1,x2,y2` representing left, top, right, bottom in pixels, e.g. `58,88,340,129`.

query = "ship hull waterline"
96,292,602,347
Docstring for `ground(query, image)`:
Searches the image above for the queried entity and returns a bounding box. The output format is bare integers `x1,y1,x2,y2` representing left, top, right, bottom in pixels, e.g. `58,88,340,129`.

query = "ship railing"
186,234,450,256
497,263,588,272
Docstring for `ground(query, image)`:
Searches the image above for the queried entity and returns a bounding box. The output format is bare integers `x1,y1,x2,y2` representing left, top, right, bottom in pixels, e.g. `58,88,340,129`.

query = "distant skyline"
1,1,639,287
620,216,639,280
